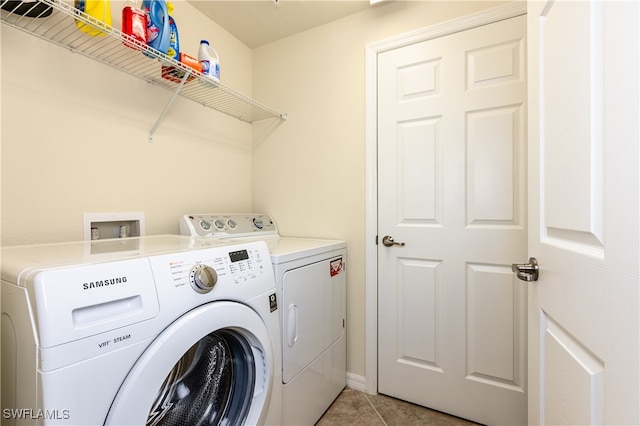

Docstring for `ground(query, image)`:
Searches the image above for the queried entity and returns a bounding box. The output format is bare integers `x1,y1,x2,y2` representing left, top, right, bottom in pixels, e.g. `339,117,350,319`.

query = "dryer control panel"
180,214,278,238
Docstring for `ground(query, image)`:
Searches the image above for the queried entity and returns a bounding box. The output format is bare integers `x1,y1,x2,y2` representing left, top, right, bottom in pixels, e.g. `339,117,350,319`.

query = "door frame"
364,1,527,395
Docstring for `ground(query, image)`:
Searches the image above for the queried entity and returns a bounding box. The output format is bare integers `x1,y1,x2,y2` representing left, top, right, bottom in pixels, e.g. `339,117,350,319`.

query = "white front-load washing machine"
180,214,347,425
1,235,282,426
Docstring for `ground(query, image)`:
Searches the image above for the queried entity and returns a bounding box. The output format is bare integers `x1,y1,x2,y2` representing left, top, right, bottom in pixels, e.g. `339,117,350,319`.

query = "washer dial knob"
199,220,212,231
189,264,218,293
253,217,264,229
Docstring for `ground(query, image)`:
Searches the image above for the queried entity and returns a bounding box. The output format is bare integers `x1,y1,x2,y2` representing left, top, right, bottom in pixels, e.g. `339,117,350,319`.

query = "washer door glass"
105,302,273,426
147,330,255,425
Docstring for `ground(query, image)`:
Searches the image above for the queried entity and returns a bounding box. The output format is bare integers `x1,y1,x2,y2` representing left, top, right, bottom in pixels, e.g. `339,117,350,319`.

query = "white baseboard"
345,372,367,393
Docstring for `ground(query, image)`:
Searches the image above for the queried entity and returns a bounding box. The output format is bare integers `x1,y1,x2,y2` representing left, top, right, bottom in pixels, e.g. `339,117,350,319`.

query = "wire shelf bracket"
148,70,191,143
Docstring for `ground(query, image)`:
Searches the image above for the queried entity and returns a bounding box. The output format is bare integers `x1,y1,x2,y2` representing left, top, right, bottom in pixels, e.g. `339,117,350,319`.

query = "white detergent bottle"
198,40,220,83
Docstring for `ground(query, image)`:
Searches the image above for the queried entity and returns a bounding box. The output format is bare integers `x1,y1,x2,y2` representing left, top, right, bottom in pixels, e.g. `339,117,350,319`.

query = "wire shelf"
1,0,287,135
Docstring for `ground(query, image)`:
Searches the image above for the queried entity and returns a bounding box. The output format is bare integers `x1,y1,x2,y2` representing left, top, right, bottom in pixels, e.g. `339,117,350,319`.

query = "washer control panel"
180,214,278,238
163,242,270,295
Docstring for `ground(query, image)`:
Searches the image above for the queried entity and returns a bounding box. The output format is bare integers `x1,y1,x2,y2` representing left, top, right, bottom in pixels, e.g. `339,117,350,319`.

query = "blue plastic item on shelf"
142,0,169,55
166,2,179,60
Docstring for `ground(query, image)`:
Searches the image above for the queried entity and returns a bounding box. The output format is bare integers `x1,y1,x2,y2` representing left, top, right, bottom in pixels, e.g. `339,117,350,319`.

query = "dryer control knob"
189,264,218,293
253,217,264,229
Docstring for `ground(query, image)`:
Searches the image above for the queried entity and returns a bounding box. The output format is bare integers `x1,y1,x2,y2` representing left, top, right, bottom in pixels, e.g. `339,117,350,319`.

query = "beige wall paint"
1,0,512,384
252,1,509,379
1,0,253,245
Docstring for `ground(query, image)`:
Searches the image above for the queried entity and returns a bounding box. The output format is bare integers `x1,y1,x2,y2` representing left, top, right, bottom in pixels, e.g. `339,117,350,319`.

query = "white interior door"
377,15,527,425
527,1,639,424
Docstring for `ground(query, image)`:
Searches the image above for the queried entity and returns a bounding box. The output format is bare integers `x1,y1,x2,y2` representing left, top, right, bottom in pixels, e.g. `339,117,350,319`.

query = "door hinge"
375,235,378,245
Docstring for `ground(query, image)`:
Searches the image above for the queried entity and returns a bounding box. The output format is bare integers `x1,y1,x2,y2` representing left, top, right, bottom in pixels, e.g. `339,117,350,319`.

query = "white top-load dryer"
180,214,347,425
1,235,281,426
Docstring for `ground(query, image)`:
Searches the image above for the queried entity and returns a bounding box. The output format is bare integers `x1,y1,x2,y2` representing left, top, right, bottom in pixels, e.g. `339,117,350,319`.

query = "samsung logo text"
82,276,127,290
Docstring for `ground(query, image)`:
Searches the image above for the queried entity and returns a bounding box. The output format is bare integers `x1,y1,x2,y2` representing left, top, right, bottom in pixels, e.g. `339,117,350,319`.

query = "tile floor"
316,388,482,426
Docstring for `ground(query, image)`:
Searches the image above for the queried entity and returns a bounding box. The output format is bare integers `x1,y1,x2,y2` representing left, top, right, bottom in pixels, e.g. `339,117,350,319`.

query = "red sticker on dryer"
330,258,343,277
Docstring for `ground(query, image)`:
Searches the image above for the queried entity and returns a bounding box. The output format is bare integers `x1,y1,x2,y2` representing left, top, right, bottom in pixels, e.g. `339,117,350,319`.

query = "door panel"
527,1,639,424
542,0,604,250
396,258,440,367
466,263,526,391
377,15,527,425
466,107,522,225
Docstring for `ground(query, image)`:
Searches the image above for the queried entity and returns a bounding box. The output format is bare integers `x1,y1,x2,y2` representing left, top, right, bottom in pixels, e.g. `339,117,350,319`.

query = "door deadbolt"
382,235,405,247
511,257,539,282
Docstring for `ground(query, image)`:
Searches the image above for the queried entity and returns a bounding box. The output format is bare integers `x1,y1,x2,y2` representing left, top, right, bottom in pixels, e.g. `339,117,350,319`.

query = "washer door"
106,302,273,426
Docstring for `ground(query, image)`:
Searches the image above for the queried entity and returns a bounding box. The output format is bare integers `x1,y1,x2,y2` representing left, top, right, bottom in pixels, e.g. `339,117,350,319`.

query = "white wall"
1,0,253,245
252,0,510,380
